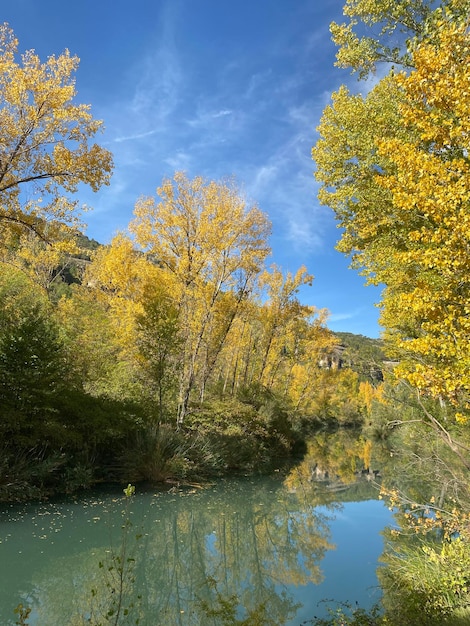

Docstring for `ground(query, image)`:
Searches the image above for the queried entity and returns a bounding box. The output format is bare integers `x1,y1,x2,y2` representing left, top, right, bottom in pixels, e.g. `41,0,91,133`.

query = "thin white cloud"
251,164,278,192
113,129,159,143
329,307,372,323
164,151,192,171
101,2,183,151
186,108,233,128
244,70,273,99
212,109,232,119
286,214,323,250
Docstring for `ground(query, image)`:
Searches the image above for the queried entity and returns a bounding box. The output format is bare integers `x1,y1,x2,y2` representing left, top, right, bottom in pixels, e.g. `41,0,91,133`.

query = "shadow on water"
0,430,393,625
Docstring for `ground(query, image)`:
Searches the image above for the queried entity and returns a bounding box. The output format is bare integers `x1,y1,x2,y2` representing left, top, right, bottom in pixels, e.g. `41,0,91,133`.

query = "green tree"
0,267,65,431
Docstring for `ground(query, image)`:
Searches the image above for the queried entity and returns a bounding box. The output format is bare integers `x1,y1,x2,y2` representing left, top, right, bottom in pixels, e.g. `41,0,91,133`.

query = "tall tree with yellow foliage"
313,0,470,423
130,172,271,425
0,23,112,248
376,19,470,413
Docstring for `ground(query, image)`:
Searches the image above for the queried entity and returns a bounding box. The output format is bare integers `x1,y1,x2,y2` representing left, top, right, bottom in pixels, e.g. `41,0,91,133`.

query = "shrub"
119,424,191,483
379,533,470,625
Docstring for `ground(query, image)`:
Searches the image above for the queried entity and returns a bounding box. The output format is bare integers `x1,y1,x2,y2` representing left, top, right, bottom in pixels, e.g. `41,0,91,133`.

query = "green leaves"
123,484,135,498
314,0,470,415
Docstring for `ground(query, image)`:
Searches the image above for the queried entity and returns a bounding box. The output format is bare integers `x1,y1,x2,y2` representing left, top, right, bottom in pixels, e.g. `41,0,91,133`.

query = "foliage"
335,332,386,383
0,265,144,500
184,395,294,473
304,368,366,427
313,1,470,623
134,280,182,426
374,483,470,625
314,0,470,417
0,22,112,249
329,0,468,78
308,601,386,626
119,424,191,483
0,26,366,503
0,266,67,443
130,172,272,425
376,19,470,412
379,534,470,623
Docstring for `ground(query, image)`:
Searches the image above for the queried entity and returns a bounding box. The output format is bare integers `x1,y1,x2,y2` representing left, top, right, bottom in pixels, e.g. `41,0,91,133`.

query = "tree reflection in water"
1,430,391,625
130,477,334,625
10,475,333,625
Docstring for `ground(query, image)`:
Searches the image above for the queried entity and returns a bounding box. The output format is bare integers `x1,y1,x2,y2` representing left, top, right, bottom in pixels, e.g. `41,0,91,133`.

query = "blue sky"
3,0,383,338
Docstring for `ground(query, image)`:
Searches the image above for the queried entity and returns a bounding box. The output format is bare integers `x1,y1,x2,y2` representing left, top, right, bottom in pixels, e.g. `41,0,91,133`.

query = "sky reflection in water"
0,439,394,625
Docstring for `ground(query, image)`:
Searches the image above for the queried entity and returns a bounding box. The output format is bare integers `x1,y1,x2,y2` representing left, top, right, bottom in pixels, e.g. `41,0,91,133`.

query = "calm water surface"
0,445,393,625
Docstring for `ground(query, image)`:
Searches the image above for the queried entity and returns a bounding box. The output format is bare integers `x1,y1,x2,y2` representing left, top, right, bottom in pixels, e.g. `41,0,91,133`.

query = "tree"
130,172,271,425
313,0,470,417
256,265,313,387
376,19,470,411
329,0,468,78
60,234,160,401
0,23,112,248
0,266,66,445
135,282,182,426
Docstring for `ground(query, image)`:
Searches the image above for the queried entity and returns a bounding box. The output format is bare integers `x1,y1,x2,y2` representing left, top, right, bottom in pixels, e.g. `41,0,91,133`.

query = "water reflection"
0,431,391,625
285,429,382,505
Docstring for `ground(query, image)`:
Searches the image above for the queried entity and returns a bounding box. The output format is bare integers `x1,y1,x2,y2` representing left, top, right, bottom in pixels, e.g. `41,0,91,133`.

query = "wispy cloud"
91,1,340,263
113,129,159,143
244,70,273,100
186,108,233,128
164,151,192,171
101,2,184,151
329,311,357,323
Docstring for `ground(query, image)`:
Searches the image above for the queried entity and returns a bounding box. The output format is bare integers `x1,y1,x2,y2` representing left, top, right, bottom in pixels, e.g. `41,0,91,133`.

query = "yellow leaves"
398,22,470,144
373,22,470,406
313,76,405,279
85,234,162,303
82,235,171,367
131,172,271,291
359,380,385,416
0,22,113,248
455,412,469,425
328,0,439,77
130,173,276,422
315,10,470,412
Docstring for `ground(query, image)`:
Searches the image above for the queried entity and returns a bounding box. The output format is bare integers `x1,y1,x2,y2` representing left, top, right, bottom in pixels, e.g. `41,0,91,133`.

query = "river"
0,434,394,625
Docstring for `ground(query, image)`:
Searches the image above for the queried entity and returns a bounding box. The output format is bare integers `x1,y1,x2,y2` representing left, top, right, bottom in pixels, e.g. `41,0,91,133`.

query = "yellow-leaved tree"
57,235,157,400
130,172,271,425
376,19,470,415
313,0,470,426
0,23,112,249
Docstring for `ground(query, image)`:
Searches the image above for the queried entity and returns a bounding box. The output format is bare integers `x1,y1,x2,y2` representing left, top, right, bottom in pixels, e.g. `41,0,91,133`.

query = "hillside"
334,331,386,383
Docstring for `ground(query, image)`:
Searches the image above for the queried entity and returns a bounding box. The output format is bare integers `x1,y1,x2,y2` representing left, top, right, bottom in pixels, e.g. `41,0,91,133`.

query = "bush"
119,423,191,483
184,396,294,474
379,533,470,625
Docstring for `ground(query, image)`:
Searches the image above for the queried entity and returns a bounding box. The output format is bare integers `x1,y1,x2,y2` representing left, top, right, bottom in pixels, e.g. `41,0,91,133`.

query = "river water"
0,440,394,625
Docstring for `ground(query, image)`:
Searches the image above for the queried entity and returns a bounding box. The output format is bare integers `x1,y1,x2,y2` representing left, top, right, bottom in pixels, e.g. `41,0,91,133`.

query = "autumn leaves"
78,173,336,426
0,24,112,247
0,22,342,431
313,0,470,420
